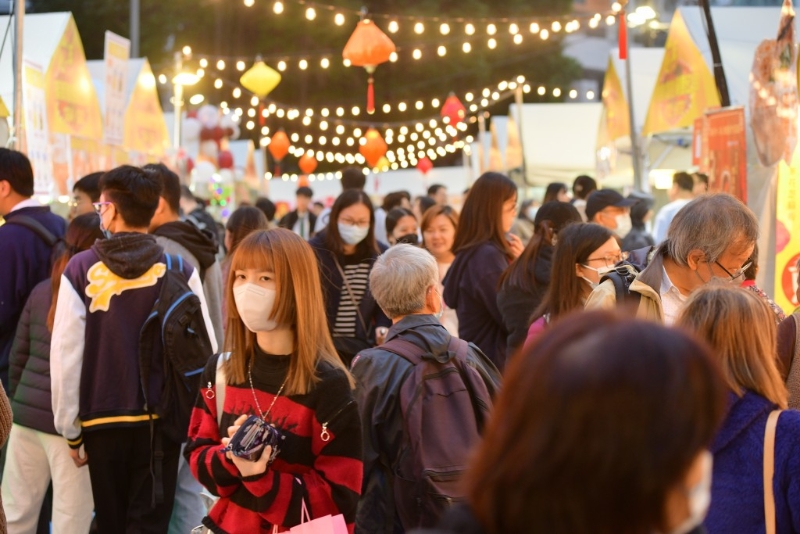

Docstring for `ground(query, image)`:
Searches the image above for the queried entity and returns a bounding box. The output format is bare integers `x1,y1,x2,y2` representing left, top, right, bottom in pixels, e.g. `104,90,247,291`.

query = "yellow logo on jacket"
85,261,166,312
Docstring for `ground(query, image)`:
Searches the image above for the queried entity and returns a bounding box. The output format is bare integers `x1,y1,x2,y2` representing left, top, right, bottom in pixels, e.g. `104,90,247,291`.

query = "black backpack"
379,336,493,530
599,246,656,307
138,254,213,502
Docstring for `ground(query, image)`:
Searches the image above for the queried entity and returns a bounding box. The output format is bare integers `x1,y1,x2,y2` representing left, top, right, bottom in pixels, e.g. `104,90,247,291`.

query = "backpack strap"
216,353,231,429
448,337,487,433
380,338,425,365
165,254,184,274
6,215,58,247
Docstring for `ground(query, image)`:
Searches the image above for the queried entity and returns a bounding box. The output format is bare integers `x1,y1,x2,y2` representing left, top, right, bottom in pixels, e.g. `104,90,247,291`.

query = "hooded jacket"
153,221,224,347
0,205,66,389
705,391,800,534
351,315,501,534
8,280,58,434
443,242,510,369
50,233,217,449
496,245,553,357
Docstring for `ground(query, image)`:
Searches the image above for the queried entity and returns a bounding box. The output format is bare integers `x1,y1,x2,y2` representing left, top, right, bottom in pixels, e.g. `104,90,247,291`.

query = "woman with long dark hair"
542,182,569,204
221,206,270,320
497,202,581,356
524,223,618,345
2,213,102,533
308,189,391,365
443,172,523,369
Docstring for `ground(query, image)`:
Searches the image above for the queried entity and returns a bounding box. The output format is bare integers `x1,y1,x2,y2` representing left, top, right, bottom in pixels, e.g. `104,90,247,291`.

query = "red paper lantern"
343,20,396,114
218,150,234,169
359,128,388,168
417,156,433,175
298,153,318,175
269,130,290,161
441,93,467,126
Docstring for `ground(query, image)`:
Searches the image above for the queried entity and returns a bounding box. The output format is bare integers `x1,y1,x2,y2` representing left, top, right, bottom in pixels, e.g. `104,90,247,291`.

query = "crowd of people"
1,144,799,534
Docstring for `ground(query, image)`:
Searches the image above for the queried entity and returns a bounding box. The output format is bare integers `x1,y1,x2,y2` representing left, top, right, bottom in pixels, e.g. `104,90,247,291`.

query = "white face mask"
233,283,279,333
526,207,539,221
433,289,445,320
614,213,632,237
668,451,713,534
338,222,369,246
580,276,598,290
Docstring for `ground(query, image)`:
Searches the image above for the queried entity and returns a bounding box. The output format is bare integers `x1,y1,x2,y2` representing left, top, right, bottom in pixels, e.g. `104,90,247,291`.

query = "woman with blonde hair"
185,228,362,533
678,285,800,534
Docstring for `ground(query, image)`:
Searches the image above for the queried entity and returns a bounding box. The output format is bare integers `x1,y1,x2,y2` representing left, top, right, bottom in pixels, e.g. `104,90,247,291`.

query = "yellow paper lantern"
239,60,281,98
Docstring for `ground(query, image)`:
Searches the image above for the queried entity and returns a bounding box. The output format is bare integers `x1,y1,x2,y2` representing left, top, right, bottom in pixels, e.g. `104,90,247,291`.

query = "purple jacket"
705,391,800,534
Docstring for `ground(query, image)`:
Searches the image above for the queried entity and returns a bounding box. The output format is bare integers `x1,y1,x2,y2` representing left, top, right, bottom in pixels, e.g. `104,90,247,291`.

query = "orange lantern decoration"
359,128,388,168
268,130,290,176
441,93,467,126
343,20,396,114
417,156,433,175
298,152,318,175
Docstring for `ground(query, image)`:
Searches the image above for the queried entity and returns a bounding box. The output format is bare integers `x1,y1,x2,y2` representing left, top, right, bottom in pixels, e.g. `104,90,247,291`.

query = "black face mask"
395,233,420,246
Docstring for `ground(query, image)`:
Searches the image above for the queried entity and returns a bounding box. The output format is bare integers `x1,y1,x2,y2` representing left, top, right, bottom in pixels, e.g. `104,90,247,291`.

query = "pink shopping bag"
274,500,348,534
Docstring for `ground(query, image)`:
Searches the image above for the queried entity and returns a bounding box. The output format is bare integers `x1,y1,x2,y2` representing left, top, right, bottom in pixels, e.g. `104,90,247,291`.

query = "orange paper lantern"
343,20,396,114
298,152,318,175
441,93,467,126
359,128,388,168
269,130,290,161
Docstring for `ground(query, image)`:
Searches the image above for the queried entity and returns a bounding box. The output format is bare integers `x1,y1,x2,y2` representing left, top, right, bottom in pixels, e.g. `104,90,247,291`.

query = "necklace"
248,359,288,422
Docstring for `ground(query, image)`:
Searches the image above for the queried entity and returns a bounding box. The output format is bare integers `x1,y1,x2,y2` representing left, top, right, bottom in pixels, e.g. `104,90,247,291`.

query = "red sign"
692,117,705,168
705,107,747,203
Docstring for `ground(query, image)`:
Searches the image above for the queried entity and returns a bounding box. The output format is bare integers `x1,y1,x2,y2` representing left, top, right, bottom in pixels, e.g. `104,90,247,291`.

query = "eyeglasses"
92,201,113,215
339,218,370,227
715,261,752,284
586,251,629,268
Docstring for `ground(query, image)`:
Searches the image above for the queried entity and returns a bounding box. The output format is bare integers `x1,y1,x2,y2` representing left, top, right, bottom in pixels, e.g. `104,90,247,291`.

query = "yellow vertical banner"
124,61,169,157
774,147,800,314
602,57,630,141
643,11,720,135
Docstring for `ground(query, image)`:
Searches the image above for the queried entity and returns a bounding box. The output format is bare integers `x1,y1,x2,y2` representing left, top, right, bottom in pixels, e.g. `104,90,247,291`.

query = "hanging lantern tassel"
618,8,628,60
366,66,377,114
258,101,265,127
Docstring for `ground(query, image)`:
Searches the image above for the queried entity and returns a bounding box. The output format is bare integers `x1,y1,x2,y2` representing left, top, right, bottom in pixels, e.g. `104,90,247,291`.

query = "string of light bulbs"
155,10,617,76
250,0,615,29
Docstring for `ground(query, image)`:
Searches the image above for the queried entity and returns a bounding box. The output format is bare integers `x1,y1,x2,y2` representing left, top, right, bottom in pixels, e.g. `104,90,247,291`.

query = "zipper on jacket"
320,400,355,442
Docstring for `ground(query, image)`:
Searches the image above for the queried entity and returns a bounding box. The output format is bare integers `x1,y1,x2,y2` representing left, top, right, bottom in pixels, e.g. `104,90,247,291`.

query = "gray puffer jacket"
9,279,57,434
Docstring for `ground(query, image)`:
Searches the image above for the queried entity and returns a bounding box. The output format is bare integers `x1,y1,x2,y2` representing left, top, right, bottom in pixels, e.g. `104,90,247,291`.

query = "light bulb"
388,20,399,33
412,49,422,60
553,88,561,97
529,22,540,33
199,58,208,68
216,59,225,70
320,58,330,68
351,106,360,116
334,13,345,26
513,34,523,44
488,38,497,49
509,23,519,34
389,51,398,62
277,60,287,71
306,7,316,20
299,59,308,70
440,23,450,35
398,102,407,112
214,79,222,89
236,60,246,71
233,87,242,98
416,100,424,110
414,22,425,34
463,42,472,53
540,29,550,39
487,23,497,35
465,23,475,35
537,86,546,95
552,21,561,32
273,1,284,14
244,0,254,6
250,96,259,106
437,45,447,56
383,103,391,113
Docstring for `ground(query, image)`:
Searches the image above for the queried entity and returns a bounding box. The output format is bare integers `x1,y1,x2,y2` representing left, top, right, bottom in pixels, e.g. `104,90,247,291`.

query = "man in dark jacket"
146,164,224,348
279,186,316,240
0,149,66,389
351,245,501,533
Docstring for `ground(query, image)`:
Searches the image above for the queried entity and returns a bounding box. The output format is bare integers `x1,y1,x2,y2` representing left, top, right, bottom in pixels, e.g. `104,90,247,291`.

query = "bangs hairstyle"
467,311,727,534
225,205,269,255
452,172,517,259
678,285,787,408
421,204,459,240
224,229,352,394
325,189,379,260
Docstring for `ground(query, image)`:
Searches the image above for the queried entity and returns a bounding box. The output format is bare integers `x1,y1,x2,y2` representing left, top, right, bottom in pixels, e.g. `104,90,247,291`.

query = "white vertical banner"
22,60,54,197
103,31,130,146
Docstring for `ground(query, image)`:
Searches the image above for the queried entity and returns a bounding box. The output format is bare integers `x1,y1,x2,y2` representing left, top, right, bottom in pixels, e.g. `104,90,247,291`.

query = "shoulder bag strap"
215,353,231,429
333,257,369,335
5,215,58,247
449,337,486,433
764,409,781,534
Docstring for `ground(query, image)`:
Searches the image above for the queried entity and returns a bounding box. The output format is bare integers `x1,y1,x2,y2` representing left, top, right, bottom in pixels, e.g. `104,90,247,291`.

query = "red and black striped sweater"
185,350,363,533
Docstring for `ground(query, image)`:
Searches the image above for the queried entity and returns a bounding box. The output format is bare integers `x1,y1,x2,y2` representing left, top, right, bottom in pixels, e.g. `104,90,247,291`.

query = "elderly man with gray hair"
351,244,500,533
586,193,759,325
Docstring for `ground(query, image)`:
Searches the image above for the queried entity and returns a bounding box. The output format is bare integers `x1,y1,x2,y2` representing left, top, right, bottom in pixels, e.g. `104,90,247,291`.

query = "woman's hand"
507,233,525,259
221,414,248,460
230,444,273,478
376,327,388,345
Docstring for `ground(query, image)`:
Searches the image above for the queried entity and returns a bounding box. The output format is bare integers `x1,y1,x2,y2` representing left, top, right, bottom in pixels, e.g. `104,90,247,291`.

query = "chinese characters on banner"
696,108,747,203
774,149,800,314
103,31,130,147
22,60,54,197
